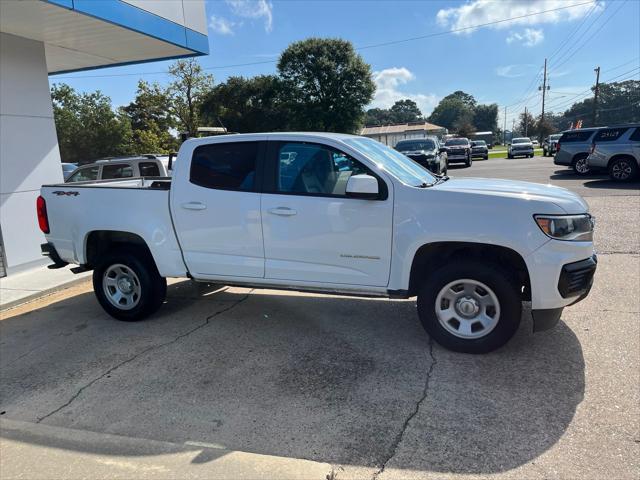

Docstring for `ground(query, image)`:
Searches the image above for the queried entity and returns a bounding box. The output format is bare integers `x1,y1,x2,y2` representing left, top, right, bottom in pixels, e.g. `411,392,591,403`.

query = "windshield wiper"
415,182,433,188
434,175,450,184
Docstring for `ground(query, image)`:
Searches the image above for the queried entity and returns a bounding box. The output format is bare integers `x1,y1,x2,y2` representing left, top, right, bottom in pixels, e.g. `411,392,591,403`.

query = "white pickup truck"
38,133,597,353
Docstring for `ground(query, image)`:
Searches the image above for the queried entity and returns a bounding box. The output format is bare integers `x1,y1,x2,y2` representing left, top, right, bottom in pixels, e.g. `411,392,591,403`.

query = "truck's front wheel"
417,261,522,353
93,249,167,321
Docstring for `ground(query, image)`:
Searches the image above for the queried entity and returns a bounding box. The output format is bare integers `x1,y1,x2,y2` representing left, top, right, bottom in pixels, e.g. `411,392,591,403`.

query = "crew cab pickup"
39,133,597,353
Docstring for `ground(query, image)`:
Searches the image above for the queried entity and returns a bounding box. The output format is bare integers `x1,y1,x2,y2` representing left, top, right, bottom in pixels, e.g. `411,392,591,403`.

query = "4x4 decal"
52,191,79,196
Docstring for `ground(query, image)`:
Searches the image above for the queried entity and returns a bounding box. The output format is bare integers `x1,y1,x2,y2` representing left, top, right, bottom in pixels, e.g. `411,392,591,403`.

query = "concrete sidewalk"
0,265,90,311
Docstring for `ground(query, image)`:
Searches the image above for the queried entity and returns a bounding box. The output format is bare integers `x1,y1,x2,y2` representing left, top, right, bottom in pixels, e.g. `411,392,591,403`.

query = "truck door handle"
181,201,207,211
268,207,297,216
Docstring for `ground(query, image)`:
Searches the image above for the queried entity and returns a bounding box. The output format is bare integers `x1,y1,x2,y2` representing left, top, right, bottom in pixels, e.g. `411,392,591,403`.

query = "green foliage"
167,59,214,137
516,110,536,137
364,99,423,125
473,104,499,132
200,75,287,133
277,38,375,133
121,80,178,153
51,84,134,164
560,80,639,127
428,97,475,132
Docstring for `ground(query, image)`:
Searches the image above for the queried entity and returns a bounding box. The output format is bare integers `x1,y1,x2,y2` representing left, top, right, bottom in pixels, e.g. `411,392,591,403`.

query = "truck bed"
40,177,186,277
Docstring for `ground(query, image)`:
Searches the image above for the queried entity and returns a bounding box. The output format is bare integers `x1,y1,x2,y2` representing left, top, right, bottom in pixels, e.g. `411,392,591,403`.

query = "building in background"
361,122,447,147
0,0,208,277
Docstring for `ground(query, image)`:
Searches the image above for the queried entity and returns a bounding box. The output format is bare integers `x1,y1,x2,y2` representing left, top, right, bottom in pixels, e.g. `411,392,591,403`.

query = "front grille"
558,255,597,298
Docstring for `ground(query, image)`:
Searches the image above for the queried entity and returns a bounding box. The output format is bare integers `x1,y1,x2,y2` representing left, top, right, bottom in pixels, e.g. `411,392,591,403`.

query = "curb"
0,273,91,312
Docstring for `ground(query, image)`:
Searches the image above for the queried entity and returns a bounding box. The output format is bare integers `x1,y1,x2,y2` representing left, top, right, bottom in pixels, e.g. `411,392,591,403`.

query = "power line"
547,1,600,62
50,1,594,80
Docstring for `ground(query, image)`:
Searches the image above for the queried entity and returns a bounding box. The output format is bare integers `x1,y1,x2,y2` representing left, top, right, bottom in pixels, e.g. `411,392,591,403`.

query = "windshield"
344,137,437,186
512,138,530,144
471,141,486,146
445,139,468,146
395,140,436,151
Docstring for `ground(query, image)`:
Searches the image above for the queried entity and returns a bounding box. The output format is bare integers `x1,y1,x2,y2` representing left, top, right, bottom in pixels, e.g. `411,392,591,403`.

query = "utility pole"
524,106,528,136
540,58,548,120
503,106,507,145
592,66,601,126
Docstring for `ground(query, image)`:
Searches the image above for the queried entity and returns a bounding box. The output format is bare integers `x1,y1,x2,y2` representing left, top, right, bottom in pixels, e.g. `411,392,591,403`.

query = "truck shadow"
0,281,585,475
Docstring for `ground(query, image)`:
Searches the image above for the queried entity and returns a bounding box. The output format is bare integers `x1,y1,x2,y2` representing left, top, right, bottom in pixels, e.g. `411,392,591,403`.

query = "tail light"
36,195,50,234
556,142,561,152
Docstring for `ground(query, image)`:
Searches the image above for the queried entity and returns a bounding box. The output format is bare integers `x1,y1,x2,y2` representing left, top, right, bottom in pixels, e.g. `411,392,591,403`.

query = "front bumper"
525,239,596,310
510,149,533,157
447,151,469,162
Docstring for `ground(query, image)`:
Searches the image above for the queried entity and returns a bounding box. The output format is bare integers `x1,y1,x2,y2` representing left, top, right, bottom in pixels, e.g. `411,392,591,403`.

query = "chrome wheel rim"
612,161,632,180
575,158,590,174
103,264,141,310
435,279,500,339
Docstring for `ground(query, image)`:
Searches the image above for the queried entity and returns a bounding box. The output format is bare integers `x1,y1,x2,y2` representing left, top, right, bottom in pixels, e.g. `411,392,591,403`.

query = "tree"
389,99,423,123
446,90,477,108
277,38,375,133
561,80,639,128
167,59,214,137
364,99,423,126
473,104,498,132
121,80,177,152
516,110,536,137
364,107,394,126
200,75,287,133
51,84,134,163
428,97,475,131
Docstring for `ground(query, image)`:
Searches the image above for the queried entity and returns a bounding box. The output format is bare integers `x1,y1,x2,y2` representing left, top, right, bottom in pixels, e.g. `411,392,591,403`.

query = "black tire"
608,156,639,182
417,260,522,354
571,154,590,175
465,153,473,167
93,248,167,321
483,155,488,160
508,154,513,159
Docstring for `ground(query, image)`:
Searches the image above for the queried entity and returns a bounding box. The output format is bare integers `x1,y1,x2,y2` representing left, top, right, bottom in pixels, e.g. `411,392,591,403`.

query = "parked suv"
66,157,169,183
471,140,489,160
507,138,534,158
542,134,562,156
394,137,448,174
587,125,640,181
554,127,602,175
443,138,472,167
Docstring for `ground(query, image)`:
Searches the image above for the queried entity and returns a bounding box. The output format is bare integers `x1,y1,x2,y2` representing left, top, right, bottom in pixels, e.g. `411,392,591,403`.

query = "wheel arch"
407,241,531,300
84,230,156,270
607,153,637,169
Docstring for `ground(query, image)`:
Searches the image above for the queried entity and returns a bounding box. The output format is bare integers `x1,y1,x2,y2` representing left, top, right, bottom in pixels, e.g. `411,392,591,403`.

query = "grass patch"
487,148,543,159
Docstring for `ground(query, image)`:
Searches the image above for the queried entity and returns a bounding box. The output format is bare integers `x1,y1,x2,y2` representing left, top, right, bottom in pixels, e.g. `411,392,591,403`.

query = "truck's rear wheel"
93,249,166,321
417,261,522,353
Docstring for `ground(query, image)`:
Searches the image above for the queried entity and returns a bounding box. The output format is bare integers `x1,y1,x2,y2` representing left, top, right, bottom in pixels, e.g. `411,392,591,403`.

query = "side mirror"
346,174,379,200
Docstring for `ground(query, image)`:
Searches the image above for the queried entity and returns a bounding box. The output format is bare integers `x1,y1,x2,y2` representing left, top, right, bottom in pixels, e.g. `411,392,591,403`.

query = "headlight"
534,214,594,241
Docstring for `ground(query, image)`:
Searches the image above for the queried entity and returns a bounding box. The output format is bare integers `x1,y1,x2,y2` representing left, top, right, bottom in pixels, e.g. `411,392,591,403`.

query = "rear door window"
190,142,259,191
101,164,134,179
593,128,629,142
67,166,99,182
559,131,594,142
139,162,161,176
629,128,640,142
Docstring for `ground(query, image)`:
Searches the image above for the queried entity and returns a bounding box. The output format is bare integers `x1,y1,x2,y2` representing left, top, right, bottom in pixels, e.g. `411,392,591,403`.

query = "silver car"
554,127,602,175
587,125,640,181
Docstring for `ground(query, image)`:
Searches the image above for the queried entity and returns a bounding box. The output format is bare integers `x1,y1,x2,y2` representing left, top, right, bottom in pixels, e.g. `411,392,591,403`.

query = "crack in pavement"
36,288,252,424
371,339,438,480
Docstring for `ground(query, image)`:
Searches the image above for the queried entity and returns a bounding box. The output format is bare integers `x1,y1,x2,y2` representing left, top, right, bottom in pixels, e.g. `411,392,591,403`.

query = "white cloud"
209,16,236,35
496,64,535,78
226,0,273,32
370,67,439,115
506,28,544,46
436,0,602,33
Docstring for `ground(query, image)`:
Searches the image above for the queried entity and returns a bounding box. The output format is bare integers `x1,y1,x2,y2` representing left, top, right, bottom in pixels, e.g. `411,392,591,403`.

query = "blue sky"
49,0,640,128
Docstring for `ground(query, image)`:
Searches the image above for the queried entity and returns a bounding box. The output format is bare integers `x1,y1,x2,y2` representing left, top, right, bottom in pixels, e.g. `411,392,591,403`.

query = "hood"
434,177,589,214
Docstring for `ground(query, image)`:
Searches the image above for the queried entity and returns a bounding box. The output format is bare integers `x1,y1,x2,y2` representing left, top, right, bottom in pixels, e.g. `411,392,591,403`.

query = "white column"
0,32,63,275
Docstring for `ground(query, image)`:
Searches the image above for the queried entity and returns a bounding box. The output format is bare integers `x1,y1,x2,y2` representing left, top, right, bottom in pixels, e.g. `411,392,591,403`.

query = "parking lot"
1,156,638,479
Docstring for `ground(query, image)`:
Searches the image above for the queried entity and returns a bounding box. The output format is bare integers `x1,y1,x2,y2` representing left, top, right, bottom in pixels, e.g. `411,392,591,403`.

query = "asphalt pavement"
1,156,638,479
